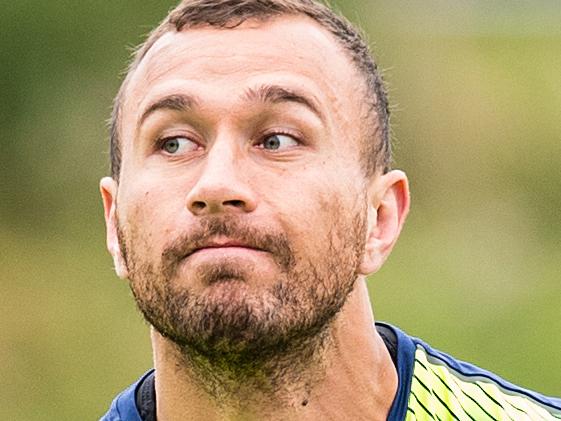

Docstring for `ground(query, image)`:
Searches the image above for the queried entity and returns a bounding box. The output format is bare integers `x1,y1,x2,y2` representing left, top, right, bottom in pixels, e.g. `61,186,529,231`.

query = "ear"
100,177,129,279
358,170,410,276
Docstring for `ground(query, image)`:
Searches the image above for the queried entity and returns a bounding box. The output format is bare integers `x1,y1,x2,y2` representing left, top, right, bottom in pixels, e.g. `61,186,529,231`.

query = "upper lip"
187,239,265,257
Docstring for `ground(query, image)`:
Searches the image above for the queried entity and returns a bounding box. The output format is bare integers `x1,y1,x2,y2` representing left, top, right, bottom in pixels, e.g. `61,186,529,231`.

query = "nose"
185,142,257,216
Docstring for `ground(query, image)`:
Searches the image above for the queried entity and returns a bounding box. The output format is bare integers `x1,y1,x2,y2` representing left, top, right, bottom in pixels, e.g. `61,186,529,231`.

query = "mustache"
160,217,296,275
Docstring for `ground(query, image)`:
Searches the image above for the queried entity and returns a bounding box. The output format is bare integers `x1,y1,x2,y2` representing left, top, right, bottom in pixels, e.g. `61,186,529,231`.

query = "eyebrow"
138,94,199,128
243,84,324,122
137,84,324,129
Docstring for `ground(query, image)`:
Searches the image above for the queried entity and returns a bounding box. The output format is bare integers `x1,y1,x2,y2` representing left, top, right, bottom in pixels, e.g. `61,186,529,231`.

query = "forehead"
123,15,365,136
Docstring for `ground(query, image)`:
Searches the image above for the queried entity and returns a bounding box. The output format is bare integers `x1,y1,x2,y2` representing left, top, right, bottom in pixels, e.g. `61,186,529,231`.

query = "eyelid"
257,128,304,146
155,133,199,149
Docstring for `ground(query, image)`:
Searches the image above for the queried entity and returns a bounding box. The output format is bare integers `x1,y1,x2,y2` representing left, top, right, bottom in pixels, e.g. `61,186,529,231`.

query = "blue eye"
160,137,198,154
261,134,299,151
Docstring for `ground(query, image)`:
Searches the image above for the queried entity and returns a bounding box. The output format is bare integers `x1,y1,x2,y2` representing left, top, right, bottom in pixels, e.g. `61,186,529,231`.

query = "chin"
203,277,254,303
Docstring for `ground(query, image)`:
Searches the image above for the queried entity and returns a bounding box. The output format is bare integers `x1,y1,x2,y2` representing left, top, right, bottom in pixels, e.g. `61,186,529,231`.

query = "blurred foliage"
1,1,560,419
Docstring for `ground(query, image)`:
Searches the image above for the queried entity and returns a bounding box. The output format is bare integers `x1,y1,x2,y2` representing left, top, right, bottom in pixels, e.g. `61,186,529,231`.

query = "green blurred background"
1,1,560,419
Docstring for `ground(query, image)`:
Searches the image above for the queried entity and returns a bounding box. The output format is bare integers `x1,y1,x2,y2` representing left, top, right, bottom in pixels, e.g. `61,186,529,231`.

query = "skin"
101,15,410,421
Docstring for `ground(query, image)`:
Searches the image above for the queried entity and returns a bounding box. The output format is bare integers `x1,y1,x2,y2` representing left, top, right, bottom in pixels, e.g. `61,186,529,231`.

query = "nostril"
225,199,245,208
191,201,206,212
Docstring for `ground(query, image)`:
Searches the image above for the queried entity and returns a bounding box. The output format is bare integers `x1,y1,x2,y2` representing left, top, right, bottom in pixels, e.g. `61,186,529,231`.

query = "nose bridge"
186,135,256,215
203,136,239,183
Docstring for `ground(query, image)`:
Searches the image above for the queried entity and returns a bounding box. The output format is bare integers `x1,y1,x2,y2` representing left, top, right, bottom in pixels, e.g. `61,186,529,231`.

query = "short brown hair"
109,0,391,179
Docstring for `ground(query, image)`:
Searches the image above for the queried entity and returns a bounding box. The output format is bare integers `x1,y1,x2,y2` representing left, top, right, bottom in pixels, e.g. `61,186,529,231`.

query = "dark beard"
118,199,367,396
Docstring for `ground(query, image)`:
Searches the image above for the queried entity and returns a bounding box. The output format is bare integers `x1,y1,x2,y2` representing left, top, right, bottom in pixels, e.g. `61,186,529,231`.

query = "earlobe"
100,177,129,279
358,170,410,276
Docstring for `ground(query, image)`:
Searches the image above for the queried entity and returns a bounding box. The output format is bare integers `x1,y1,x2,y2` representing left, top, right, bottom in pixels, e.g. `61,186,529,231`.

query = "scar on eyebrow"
243,84,324,121
138,94,199,127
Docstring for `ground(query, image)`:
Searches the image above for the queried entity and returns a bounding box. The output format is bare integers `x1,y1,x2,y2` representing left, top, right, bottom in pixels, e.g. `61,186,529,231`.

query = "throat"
171,326,331,410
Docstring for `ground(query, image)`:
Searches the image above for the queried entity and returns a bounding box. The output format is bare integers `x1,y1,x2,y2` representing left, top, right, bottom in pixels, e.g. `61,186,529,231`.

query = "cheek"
271,171,361,252
120,178,188,255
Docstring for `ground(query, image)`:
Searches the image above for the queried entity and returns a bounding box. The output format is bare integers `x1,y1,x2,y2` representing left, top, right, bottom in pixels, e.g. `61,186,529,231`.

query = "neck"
152,280,398,421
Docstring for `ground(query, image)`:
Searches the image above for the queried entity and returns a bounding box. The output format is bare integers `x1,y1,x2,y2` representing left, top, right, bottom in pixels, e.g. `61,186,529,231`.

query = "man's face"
105,16,378,356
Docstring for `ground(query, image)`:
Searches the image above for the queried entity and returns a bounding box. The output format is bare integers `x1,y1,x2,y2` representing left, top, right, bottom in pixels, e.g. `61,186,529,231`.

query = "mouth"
187,239,266,258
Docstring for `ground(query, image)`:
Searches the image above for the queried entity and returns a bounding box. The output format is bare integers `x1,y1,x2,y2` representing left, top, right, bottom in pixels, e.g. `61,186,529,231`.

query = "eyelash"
155,134,197,149
255,129,302,146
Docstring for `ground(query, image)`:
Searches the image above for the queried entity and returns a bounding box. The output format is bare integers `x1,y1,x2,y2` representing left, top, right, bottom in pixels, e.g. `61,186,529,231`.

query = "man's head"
101,0,409,362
